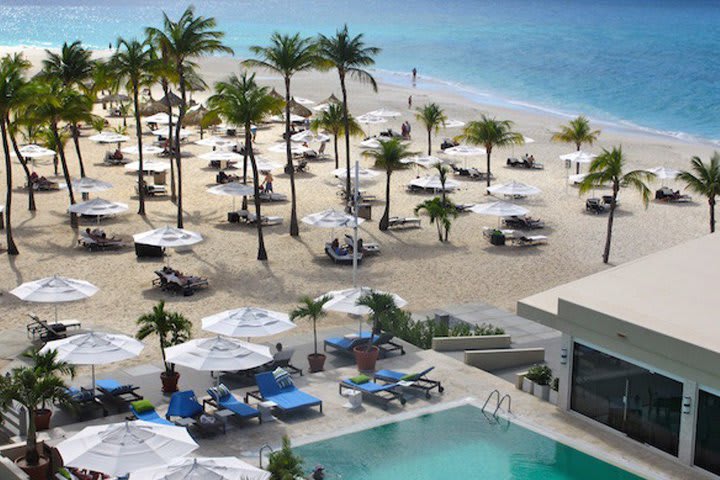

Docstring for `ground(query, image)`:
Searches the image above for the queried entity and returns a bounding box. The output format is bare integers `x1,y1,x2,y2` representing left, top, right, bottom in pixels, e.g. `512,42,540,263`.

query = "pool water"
295,405,644,479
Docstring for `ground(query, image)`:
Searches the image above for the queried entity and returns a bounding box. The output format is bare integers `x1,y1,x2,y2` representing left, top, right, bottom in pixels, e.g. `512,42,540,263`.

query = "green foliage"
414,195,458,242
136,301,192,374
415,102,447,154
551,377,560,391
267,436,304,480
551,115,601,151
526,364,553,385
678,152,720,233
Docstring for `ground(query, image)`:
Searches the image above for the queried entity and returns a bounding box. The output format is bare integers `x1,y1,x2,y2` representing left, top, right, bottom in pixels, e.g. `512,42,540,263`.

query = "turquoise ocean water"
295,405,644,479
0,0,717,142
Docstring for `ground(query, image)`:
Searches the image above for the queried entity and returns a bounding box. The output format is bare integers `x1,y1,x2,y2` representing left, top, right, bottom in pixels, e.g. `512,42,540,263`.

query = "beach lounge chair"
344,234,381,255
324,242,363,265
167,390,226,435
96,379,143,405
387,216,421,229
205,385,261,423
655,187,692,203
78,231,124,251
64,386,107,417
585,198,607,214
374,367,444,399
510,235,548,247
258,191,288,202
129,400,173,425
153,267,209,296
455,203,475,213
339,376,406,409
26,314,80,342
245,371,323,414
324,332,372,355
104,152,126,166
506,156,544,169
502,215,545,229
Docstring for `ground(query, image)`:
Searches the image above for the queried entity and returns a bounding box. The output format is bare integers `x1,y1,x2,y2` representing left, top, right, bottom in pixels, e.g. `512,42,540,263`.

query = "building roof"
519,233,720,357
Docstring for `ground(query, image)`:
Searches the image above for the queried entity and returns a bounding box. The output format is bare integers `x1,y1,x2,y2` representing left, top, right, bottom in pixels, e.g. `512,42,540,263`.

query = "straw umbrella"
287,98,312,118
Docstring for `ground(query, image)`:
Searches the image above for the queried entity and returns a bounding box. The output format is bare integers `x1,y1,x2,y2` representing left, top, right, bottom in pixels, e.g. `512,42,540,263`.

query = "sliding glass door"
570,343,682,456
695,389,720,476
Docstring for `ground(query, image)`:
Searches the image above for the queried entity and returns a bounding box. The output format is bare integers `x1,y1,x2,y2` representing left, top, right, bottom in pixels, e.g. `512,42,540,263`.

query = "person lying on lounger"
331,238,348,256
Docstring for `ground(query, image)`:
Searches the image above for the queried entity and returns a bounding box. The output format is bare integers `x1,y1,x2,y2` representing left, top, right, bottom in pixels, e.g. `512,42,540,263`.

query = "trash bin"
357,203,372,220
490,233,506,246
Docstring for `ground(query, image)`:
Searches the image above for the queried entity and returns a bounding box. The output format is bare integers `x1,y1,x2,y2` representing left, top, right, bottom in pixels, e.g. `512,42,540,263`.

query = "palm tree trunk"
486,148,493,187
247,127,267,261
427,128,432,156
71,124,88,200
25,410,38,465
709,197,715,233
340,72,352,202
380,171,391,231
312,320,318,356
7,120,35,211
53,122,77,228
284,77,299,237
436,219,443,241
576,142,581,174
1,119,19,255
175,68,186,229
602,183,618,264
333,133,339,169
132,82,145,215
162,80,176,202
241,131,249,211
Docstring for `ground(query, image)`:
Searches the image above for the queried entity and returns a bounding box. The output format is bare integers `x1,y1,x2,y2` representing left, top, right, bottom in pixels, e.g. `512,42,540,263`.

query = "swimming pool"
295,405,644,479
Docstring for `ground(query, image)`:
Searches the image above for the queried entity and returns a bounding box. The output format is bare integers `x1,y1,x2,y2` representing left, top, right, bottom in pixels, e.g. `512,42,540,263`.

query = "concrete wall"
464,347,544,371
0,444,30,480
432,335,511,351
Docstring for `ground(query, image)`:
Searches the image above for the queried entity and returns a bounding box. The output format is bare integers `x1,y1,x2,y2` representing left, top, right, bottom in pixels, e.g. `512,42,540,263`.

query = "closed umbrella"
487,181,542,197
165,336,272,373
70,177,113,193
57,421,198,477
133,226,203,249
68,198,128,223
409,175,460,191
10,275,98,322
124,160,171,173
202,307,296,338
130,457,270,480
122,145,165,156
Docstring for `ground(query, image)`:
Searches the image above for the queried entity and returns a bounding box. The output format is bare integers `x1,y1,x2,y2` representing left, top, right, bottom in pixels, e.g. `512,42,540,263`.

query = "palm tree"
7,118,37,211
356,291,398,349
310,103,363,169
111,38,154,215
363,139,413,230
317,25,381,201
38,126,70,176
147,6,232,229
208,73,283,260
59,91,94,179
677,152,720,233
136,301,192,392
457,115,523,187
579,146,654,264
414,196,458,242
244,33,318,237
289,295,331,362
551,115,601,173
415,103,447,155
41,41,93,88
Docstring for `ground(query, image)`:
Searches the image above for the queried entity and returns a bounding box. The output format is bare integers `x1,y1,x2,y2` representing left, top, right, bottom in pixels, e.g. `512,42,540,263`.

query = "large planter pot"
521,377,534,394
353,345,380,372
34,409,52,431
307,353,326,373
549,389,559,405
533,383,550,401
161,371,180,393
15,455,50,480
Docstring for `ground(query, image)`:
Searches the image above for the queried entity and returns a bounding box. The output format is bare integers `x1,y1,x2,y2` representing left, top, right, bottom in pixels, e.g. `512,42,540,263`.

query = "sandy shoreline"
0,45,716,369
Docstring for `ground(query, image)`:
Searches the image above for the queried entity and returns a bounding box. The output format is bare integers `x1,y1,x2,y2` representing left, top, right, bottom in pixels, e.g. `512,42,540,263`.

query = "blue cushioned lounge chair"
339,378,406,408
130,400,173,425
205,387,261,423
373,366,444,398
63,386,107,417
96,379,143,403
166,390,204,421
246,372,323,414
324,331,405,356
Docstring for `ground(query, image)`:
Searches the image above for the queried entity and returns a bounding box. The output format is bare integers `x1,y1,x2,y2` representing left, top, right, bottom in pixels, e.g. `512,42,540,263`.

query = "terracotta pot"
307,353,326,373
15,455,50,480
161,371,180,393
34,409,52,431
353,345,380,372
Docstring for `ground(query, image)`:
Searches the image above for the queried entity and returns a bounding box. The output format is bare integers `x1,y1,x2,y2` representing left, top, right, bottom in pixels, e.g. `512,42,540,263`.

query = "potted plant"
0,366,69,480
521,373,534,394
526,364,553,401
549,377,560,405
23,348,75,431
290,295,331,373
136,301,192,393
354,292,398,372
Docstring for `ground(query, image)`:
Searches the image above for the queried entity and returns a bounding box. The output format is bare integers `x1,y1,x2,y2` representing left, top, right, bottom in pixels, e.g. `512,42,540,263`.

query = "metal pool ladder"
482,389,512,417
259,444,274,468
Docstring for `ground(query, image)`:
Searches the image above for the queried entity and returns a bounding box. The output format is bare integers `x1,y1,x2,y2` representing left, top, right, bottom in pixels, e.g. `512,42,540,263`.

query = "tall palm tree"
551,115,601,173
579,146,654,264
208,73,283,260
363,139,413,230
310,103,363,169
7,118,37,211
59,92,94,179
111,38,154,215
147,6,232,229
414,196,458,242
457,115,523,187
317,25,381,201
677,152,720,233
41,41,93,88
244,33,319,237
356,291,398,348
415,103,447,155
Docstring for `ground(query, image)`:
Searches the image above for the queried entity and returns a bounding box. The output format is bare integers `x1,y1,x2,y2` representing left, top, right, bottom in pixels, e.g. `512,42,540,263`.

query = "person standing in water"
412,67,417,84
408,95,413,109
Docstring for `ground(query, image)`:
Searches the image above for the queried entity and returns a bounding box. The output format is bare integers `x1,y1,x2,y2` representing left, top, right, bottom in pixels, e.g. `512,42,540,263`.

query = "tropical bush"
267,435,304,480
526,364,553,386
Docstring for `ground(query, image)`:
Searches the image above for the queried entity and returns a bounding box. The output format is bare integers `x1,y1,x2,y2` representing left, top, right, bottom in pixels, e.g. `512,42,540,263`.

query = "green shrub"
526,364,553,385
267,436,304,480
551,377,559,391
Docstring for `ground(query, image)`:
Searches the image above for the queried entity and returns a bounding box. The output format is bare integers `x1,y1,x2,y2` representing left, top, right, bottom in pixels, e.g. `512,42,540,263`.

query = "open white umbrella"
332,166,379,183
145,113,178,125
57,421,198,477
202,307,295,338
268,143,310,155
12,144,55,159
356,114,387,125
409,175,460,191
195,136,236,149
11,275,98,322
302,208,364,228
133,226,203,248
560,150,596,175
68,198,128,223
291,130,330,143
70,177,113,193
487,181,542,197
208,182,255,211
122,145,164,156
270,113,305,123
125,160,171,172
359,138,382,149
40,331,144,390
523,136,536,144
294,97,315,106
402,155,446,169
199,151,243,162
89,132,130,144
366,108,401,118
152,128,191,138
443,145,486,156
470,201,529,218
319,287,407,315
130,457,270,480
646,166,680,180
443,120,465,129
312,103,331,112
165,336,272,372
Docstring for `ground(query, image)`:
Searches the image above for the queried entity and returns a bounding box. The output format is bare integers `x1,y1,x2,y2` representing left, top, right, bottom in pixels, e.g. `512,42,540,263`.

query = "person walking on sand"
408,95,413,109
262,171,274,193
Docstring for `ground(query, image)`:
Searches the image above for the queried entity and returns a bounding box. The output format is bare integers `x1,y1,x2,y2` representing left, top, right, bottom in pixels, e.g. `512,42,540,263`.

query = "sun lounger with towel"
502,215,545,229
245,370,323,414
374,367,444,398
205,384,261,423
510,235,548,247
387,216,421,229
129,399,174,425
324,242,363,265
340,375,406,409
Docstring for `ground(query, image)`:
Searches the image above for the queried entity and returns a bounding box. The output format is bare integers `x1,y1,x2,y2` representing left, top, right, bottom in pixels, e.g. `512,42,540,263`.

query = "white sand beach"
0,46,716,369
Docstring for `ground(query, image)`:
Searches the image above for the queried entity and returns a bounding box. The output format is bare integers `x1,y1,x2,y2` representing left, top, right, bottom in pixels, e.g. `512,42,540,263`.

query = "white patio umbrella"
270,113,305,123
487,180,542,197
195,136,236,149
152,128,191,139
312,103,330,112
130,457,270,480
443,120,465,129
145,113,178,125
165,336,272,373
291,130,330,143
68,198,128,223
318,286,407,335
121,145,165,156
40,331,144,390
302,208,364,229
57,421,198,477
268,143,310,154
366,108,401,118
124,160,171,172
409,175,460,191
646,166,680,181
207,182,255,210
443,145,486,156
133,226,203,248
401,155,446,169
89,132,130,144
12,144,55,163
10,275,98,322
523,136,536,144
356,114,387,125
199,151,243,162
294,96,315,106
332,166,379,183
202,307,296,338
359,138,382,149
560,150,596,175
470,201,529,226
70,177,113,193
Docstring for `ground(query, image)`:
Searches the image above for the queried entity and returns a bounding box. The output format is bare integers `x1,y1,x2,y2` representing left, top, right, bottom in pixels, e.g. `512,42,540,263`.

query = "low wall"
0,444,30,480
432,335,511,351
464,348,545,371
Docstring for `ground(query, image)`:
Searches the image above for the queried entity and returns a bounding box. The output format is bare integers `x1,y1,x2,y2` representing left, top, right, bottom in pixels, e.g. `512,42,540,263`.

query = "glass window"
695,389,720,476
571,343,682,456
